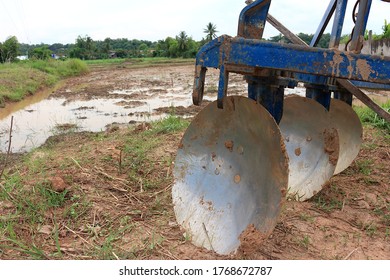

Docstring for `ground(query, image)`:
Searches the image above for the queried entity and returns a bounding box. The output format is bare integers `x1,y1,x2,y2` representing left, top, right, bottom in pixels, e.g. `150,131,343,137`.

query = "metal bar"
349,0,372,52
329,0,348,48
217,64,229,108
337,79,390,122
310,0,337,47
266,14,307,45
350,80,390,90
197,37,390,84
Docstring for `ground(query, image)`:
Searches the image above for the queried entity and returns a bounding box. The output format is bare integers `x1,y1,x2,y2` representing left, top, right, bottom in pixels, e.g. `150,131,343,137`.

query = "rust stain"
356,59,374,81
245,23,265,39
294,147,301,157
234,174,241,184
323,128,339,166
224,140,234,152
211,152,216,161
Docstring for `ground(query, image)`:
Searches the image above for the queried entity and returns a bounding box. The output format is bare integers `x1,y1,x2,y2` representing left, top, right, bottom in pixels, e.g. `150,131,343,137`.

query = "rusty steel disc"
172,96,288,255
329,98,362,175
279,96,339,201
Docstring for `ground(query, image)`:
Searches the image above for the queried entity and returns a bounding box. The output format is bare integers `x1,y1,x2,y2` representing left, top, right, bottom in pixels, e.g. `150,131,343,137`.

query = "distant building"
17,55,28,60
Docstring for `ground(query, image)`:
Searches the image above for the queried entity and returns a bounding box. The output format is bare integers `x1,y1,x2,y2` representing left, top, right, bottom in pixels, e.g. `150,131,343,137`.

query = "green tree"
168,39,179,58
0,36,19,63
268,33,287,43
204,22,218,42
29,46,52,60
70,35,96,59
183,38,200,58
297,33,313,45
139,43,149,56
381,19,390,39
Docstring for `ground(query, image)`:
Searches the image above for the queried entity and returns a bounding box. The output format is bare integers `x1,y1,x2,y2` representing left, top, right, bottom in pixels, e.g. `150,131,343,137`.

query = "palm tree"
204,22,218,42
176,31,188,52
103,37,111,54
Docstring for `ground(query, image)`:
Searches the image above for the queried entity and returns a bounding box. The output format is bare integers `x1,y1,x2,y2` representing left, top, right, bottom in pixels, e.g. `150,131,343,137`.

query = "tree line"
1,20,389,63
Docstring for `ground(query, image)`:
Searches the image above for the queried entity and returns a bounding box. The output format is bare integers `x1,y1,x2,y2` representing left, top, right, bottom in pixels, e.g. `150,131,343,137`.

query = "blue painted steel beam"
196,36,390,84
238,0,271,39
310,0,337,47
329,0,348,48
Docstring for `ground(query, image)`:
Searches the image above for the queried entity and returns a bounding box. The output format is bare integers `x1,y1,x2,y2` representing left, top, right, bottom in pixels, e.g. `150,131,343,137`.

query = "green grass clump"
0,59,88,105
354,100,390,132
150,114,190,134
29,59,89,78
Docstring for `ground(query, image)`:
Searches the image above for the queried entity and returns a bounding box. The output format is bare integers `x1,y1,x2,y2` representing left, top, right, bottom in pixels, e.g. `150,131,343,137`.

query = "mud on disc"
172,96,288,255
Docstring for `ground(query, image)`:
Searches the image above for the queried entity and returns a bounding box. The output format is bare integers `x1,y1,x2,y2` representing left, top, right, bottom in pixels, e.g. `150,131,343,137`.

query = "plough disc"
279,96,339,201
329,98,363,175
172,96,288,255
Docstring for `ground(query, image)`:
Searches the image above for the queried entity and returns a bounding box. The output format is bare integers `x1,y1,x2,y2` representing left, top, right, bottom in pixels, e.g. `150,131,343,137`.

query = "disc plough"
173,0,390,255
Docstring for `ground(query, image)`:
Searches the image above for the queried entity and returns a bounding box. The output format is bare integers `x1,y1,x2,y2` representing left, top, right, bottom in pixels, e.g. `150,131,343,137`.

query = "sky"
0,0,389,45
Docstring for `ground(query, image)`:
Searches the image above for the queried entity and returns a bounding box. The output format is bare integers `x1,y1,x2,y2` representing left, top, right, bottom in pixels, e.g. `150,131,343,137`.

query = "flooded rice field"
0,65,213,152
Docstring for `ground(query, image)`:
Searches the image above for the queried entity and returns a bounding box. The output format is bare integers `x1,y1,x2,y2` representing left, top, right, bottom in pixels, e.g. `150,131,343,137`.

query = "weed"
299,213,315,222
64,194,91,221
1,223,48,259
373,203,390,226
150,114,189,134
53,219,62,257
299,235,310,249
355,159,373,176
311,183,345,213
0,173,22,199
95,224,133,259
37,182,68,208
354,101,390,132
51,122,81,135
365,223,378,237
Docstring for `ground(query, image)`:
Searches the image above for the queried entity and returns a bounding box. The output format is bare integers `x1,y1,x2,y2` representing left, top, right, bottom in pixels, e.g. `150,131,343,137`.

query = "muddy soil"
0,64,389,260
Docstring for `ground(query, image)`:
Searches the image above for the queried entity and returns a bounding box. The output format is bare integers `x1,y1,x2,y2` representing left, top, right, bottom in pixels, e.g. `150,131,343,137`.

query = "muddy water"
0,87,201,153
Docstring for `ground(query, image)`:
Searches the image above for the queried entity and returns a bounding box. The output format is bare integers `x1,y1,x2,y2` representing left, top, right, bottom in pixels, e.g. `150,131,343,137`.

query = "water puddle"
0,86,202,152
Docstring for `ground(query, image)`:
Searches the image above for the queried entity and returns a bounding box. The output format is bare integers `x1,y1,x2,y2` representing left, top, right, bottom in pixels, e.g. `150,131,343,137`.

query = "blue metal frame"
192,0,390,121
